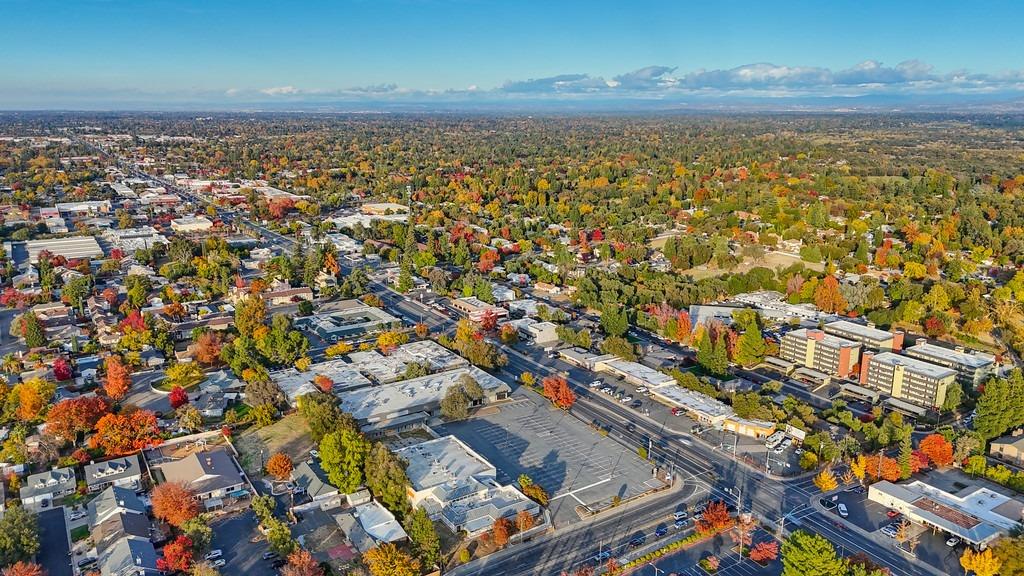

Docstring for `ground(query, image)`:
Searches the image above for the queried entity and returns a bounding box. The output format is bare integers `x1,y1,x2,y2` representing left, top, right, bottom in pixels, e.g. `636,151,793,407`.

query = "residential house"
88,487,152,555
98,536,160,576
84,455,143,493
21,466,76,508
991,432,1024,467
158,449,246,508
292,460,339,503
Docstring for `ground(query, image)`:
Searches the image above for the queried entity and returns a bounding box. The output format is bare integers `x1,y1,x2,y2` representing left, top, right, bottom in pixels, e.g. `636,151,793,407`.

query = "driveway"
211,512,278,576
37,508,73,576
126,370,171,415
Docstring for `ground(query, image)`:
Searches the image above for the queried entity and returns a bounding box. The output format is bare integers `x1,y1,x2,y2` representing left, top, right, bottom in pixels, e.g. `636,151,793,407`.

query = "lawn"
71,526,90,542
235,413,315,476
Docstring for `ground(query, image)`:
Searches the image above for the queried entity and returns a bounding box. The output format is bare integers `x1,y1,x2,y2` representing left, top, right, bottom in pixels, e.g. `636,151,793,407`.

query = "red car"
886,510,901,518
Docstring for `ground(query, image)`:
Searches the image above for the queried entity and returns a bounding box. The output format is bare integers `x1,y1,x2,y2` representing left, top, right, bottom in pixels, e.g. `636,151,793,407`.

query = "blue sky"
3,0,1024,109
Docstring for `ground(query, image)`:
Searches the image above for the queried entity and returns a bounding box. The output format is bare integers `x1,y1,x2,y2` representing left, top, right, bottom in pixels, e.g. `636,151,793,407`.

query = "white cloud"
260,86,300,96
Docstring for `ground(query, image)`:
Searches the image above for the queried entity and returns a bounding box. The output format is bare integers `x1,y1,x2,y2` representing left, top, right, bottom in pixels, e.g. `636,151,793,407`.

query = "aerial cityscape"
2,2,1024,576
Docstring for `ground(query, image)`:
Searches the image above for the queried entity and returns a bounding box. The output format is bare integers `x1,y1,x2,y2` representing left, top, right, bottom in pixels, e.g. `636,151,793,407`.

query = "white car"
620,395,633,403
837,504,849,518
211,559,226,568
205,550,223,561
589,380,602,388
636,386,648,393
946,537,961,547
69,510,87,521
881,526,898,538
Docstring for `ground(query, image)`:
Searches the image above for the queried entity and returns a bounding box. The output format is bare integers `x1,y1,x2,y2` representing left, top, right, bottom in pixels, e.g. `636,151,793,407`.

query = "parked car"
881,525,898,538
673,519,686,529
673,510,688,521
211,560,226,568
819,498,837,510
946,537,961,547
262,552,279,561
837,504,849,518
77,558,97,568
620,395,633,403
886,510,901,518
589,380,602,388
654,526,668,537
671,407,682,416
69,510,87,521
629,536,646,548
205,550,223,561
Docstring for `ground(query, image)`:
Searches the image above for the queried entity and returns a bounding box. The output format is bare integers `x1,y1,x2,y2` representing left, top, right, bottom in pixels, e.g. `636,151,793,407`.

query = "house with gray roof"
98,536,159,576
158,448,245,506
20,466,76,508
335,500,408,554
85,455,142,493
292,460,338,502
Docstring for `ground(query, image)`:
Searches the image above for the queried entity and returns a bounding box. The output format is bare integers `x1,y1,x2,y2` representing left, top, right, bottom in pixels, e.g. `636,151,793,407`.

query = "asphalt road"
37,508,73,576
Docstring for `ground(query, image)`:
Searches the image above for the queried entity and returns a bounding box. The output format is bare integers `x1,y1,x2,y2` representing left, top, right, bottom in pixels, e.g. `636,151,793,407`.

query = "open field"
235,413,314,475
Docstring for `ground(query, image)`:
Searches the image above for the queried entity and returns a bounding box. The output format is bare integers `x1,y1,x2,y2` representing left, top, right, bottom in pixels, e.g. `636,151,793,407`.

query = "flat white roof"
396,436,494,492
340,366,508,422
825,320,894,342
871,352,956,379
905,342,994,369
602,359,676,387
787,328,861,349
650,384,733,420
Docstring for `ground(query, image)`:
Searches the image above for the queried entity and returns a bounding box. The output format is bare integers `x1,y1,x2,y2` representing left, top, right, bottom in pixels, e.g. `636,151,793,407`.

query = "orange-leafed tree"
103,355,131,401
918,434,953,467
492,517,513,548
414,323,429,338
195,331,224,365
542,375,576,410
515,509,535,532
157,535,193,573
313,374,333,393
266,452,293,480
45,396,109,443
696,501,732,535
2,562,45,576
864,453,901,482
813,275,847,314
281,549,322,576
152,482,199,527
89,409,161,456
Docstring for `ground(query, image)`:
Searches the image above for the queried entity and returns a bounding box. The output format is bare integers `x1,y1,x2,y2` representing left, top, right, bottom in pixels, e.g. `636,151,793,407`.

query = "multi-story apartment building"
903,341,996,388
780,328,862,378
860,351,956,408
823,320,904,351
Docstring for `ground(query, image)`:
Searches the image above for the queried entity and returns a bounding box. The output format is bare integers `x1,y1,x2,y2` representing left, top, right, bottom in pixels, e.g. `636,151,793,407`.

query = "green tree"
265,518,296,556
734,327,766,368
898,435,913,480
320,427,370,493
181,516,213,552
20,313,46,349
0,506,39,565
62,275,93,312
708,334,729,376
404,507,440,568
781,530,847,576
600,335,637,361
298,392,353,442
942,382,963,413
440,386,469,420
600,305,629,337
234,295,267,338
363,442,411,518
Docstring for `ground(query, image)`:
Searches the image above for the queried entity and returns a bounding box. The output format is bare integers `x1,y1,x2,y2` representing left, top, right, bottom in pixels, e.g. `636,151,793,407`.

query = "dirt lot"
235,413,315,475
680,251,824,280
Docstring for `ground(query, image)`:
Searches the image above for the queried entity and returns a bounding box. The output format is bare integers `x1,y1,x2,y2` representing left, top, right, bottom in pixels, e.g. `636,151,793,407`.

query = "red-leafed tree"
89,409,161,455
120,309,146,332
918,433,954,467
52,357,73,381
313,374,333,393
491,517,513,548
749,540,779,563
102,287,119,307
477,250,500,273
281,549,322,576
696,501,732,535
152,482,199,527
45,396,110,443
542,375,576,409
194,331,223,365
480,309,498,331
103,355,131,401
157,535,194,572
168,386,189,409
2,562,45,576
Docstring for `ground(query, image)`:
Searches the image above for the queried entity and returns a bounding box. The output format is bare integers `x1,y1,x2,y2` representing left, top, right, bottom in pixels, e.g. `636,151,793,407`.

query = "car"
673,511,688,521
262,552,279,561
620,395,633,403
654,526,668,537
886,509,901,518
636,386,648,393
625,423,637,433
946,537,961,547
671,407,682,416
310,449,320,459
629,536,646,548
593,550,611,562
69,510,87,521
211,560,226,568
881,526,898,538
837,504,849,518
205,550,223,561
601,387,613,394
673,519,686,529
589,380,602,388
77,558,98,568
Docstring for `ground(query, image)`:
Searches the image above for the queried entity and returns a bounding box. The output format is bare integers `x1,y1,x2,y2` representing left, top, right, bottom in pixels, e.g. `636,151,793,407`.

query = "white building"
170,215,214,233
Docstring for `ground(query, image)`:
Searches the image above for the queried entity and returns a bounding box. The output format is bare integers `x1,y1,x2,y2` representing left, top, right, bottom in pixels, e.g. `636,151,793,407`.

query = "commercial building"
55,200,111,217
859,351,955,409
450,297,508,323
5,236,105,265
598,359,676,388
170,215,214,233
868,480,1024,548
903,341,996,388
396,436,539,536
339,367,510,435
823,320,903,351
271,359,372,405
103,227,167,252
780,328,862,379
649,384,734,426
295,302,401,342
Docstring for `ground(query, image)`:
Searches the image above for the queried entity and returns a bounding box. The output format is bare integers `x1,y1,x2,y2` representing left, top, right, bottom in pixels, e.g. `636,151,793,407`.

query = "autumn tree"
813,468,838,493
731,513,756,554
813,275,847,314
918,433,954,467
234,295,267,338
542,375,576,409
266,453,293,480
515,510,535,532
89,409,161,455
749,540,779,564
2,562,44,576
152,482,199,527
157,535,194,573
195,331,224,365
961,547,1002,576
52,357,72,381
324,341,353,357
281,549,322,576
491,517,513,548
12,378,56,422
363,543,420,576
696,501,732,534
103,355,131,401
44,396,109,444
518,474,549,506
169,386,189,409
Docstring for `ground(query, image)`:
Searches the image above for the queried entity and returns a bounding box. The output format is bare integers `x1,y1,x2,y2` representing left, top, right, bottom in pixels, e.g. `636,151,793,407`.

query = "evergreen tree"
21,313,46,349
403,507,439,567
975,375,1012,440
709,334,730,376
696,329,714,372
734,327,766,367
898,434,913,480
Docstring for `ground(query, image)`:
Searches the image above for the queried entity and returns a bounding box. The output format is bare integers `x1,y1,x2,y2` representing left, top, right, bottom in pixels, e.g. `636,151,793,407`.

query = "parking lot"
698,427,803,476
438,387,668,527
210,512,278,576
